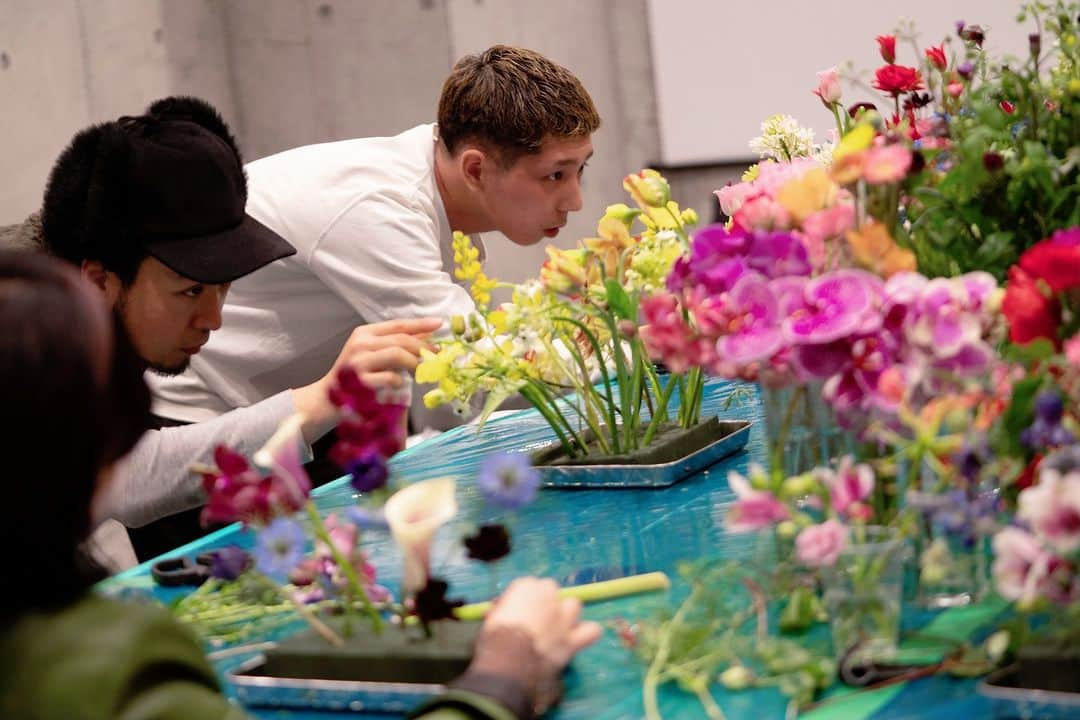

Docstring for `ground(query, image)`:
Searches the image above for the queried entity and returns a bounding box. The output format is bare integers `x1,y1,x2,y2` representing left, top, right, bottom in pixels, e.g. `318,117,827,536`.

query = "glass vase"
906,489,992,609
823,526,907,664
759,382,855,478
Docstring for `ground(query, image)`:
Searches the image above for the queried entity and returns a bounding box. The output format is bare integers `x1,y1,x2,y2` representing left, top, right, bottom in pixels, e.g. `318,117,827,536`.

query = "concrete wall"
1,0,734,282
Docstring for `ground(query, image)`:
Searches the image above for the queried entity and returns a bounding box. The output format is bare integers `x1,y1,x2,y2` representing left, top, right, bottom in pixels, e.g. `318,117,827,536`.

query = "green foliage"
901,0,1080,280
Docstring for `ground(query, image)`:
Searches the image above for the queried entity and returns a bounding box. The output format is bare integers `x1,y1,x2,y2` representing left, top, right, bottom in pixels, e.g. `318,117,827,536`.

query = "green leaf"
1001,338,1056,365
604,279,634,321
993,375,1042,456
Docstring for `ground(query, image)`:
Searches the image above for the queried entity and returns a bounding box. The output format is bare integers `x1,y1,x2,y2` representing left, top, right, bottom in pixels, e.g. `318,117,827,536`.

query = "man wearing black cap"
37,97,439,565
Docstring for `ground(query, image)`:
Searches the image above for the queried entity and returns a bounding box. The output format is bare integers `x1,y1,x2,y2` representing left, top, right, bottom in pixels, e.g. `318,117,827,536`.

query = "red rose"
925,44,947,71
1002,266,1060,345
873,65,924,97
876,34,896,63
1000,100,1016,114
1019,238,1080,292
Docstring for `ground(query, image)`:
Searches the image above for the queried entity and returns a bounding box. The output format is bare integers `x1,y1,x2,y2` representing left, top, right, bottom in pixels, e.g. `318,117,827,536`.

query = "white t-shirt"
149,124,481,424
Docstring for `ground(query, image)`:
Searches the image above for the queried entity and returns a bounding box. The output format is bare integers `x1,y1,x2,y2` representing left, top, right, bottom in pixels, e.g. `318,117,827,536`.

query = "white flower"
748,114,817,161
1018,469,1080,553
384,477,458,593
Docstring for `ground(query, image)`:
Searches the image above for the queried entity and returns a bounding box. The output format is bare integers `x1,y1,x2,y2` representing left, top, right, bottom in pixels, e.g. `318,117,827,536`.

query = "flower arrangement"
417,171,706,459
175,367,540,645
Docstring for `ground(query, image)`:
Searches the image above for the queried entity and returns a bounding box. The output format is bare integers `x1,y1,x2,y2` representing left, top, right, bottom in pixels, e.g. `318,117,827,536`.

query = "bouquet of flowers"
174,367,540,645
417,171,706,459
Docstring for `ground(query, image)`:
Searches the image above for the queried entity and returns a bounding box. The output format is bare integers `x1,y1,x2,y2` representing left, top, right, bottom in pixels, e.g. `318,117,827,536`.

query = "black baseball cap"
42,97,295,284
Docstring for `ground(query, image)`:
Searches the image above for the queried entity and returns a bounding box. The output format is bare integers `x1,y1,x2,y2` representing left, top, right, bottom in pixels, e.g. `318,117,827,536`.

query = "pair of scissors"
151,552,217,587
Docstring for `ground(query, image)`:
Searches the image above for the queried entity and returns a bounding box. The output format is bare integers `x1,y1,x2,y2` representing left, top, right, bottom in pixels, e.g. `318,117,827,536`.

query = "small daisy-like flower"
254,517,306,581
476,452,540,510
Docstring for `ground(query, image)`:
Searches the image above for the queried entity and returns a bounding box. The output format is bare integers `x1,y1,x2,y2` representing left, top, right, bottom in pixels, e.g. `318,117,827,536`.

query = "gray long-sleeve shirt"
94,390,305,528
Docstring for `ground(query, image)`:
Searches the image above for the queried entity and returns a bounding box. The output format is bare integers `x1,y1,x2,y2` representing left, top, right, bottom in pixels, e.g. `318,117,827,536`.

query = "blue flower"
476,452,540,510
345,506,390,531
254,517,306,581
208,545,250,580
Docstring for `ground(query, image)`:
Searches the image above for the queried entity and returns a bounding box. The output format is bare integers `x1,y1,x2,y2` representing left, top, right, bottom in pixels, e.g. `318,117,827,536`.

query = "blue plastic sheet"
110,377,997,719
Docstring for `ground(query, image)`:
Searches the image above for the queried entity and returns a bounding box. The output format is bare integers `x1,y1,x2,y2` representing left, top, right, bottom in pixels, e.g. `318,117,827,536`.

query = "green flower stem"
520,382,582,457
598,312,634,446
644,584,701,720
253,571,345,647
304,502,384,634
830,102,846,138
693,684,728,720
540,334,613,454
553,314,623,451
525,378,588,451
452,571,670,621
769,385,808,482
642,374,678,448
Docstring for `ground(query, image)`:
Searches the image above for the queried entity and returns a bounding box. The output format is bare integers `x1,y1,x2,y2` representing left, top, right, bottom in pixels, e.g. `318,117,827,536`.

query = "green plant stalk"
642,374,678,448
305,502,383,634
539,334,613,454
625,338,647,450
643,585,702,720
521,379,587,456
680,367,705,427
553,315,622,453
598,311,635,448
254,571,345,647
453,571,671,621
769,386,807,481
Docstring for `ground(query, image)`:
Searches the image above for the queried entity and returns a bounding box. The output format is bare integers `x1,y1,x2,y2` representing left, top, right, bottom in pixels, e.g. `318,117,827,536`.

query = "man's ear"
81,260,122,307
458,147,488,191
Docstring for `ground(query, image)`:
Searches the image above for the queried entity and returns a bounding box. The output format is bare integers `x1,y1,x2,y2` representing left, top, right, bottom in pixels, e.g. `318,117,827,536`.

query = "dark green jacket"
1,594,515,720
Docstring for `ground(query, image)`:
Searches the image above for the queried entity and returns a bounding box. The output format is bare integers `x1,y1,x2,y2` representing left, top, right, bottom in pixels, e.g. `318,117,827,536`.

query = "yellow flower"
680,207,699,227
742,163,761,182
623,169,671,208
776,167,838,224
833,124,875,163
846,220,917,277
415,344,463,384
470,272,497,307
603,203,641,228
487,309,509,334
539,246,590,294
452,231,483,282
584,215,635,277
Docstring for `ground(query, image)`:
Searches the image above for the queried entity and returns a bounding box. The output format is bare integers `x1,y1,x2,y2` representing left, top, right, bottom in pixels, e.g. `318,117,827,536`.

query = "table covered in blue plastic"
110,378,999,719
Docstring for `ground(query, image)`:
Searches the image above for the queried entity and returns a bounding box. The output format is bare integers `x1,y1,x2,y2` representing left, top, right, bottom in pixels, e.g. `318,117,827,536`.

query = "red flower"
1019,237,1080,293
873,65,924,97
925,44,947,71
1001,266,1060,345
1000,100,1016,114
876,34,896,63
1017,455,1043,490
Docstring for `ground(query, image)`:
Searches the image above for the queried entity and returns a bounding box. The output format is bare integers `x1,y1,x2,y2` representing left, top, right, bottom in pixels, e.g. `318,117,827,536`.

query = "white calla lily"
384,477,458,593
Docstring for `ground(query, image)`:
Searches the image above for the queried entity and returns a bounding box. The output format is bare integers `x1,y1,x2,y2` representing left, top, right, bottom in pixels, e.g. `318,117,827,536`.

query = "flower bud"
719,665,754,691
983,151,1004,172
781,473,816,498
680,207,699,226
450,315,466,336
616,319,638,338
623,169,671,208
776,520,798,539
1029,32,1042,59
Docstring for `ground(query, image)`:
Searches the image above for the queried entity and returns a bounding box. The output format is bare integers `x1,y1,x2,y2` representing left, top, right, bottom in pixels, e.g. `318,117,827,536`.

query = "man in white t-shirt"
149,45,600,440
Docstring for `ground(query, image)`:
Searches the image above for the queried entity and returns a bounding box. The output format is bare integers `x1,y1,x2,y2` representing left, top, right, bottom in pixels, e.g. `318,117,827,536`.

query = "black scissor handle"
151,556,210,587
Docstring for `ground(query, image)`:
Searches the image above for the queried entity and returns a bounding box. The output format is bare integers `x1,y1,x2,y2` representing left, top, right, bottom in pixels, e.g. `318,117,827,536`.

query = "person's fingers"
348,347,422,373
567,620,603,653
557,596,584,631
358,370,406,388
360,318,442,337
349,332,433,357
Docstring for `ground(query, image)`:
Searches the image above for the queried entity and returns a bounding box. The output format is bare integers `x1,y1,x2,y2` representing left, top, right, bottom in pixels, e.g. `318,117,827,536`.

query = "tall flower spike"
384,477,458,594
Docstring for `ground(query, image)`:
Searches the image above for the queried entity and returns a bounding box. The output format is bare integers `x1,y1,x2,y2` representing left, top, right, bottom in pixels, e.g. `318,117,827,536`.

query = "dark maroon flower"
1029,33,1041,58
847,101,878,119
961,24,986,46
464,524,511,563
910,151,927,174
413,577,464,627
983,152,1004,172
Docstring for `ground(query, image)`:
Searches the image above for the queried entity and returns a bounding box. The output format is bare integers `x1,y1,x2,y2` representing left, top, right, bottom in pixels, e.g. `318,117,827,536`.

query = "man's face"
482,135,593,247
112,257,229,375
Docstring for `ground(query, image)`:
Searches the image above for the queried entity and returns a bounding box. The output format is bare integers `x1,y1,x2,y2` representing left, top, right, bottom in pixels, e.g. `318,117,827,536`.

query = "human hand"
292,317,441,442
465,577,602,716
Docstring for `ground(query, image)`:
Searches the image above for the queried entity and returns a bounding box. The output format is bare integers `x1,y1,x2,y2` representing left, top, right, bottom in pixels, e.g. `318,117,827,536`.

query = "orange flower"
845,220,916,277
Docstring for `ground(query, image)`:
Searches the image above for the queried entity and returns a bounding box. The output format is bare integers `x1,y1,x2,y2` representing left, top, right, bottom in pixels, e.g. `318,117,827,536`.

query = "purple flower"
477,452,540,510
715,272,783,365
254,517,307,581
208,545,250,581
347,450,389,492
1022,392,1074,450
783,270,882,345
745,231,811,278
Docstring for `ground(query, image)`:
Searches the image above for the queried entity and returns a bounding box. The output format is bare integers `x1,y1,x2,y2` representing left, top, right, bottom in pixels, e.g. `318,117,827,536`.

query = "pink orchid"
820,456,875,518
992,526,1054,605
1018,469,1080,554
796,520,848,567
640,293,709,373
725,468,790,532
